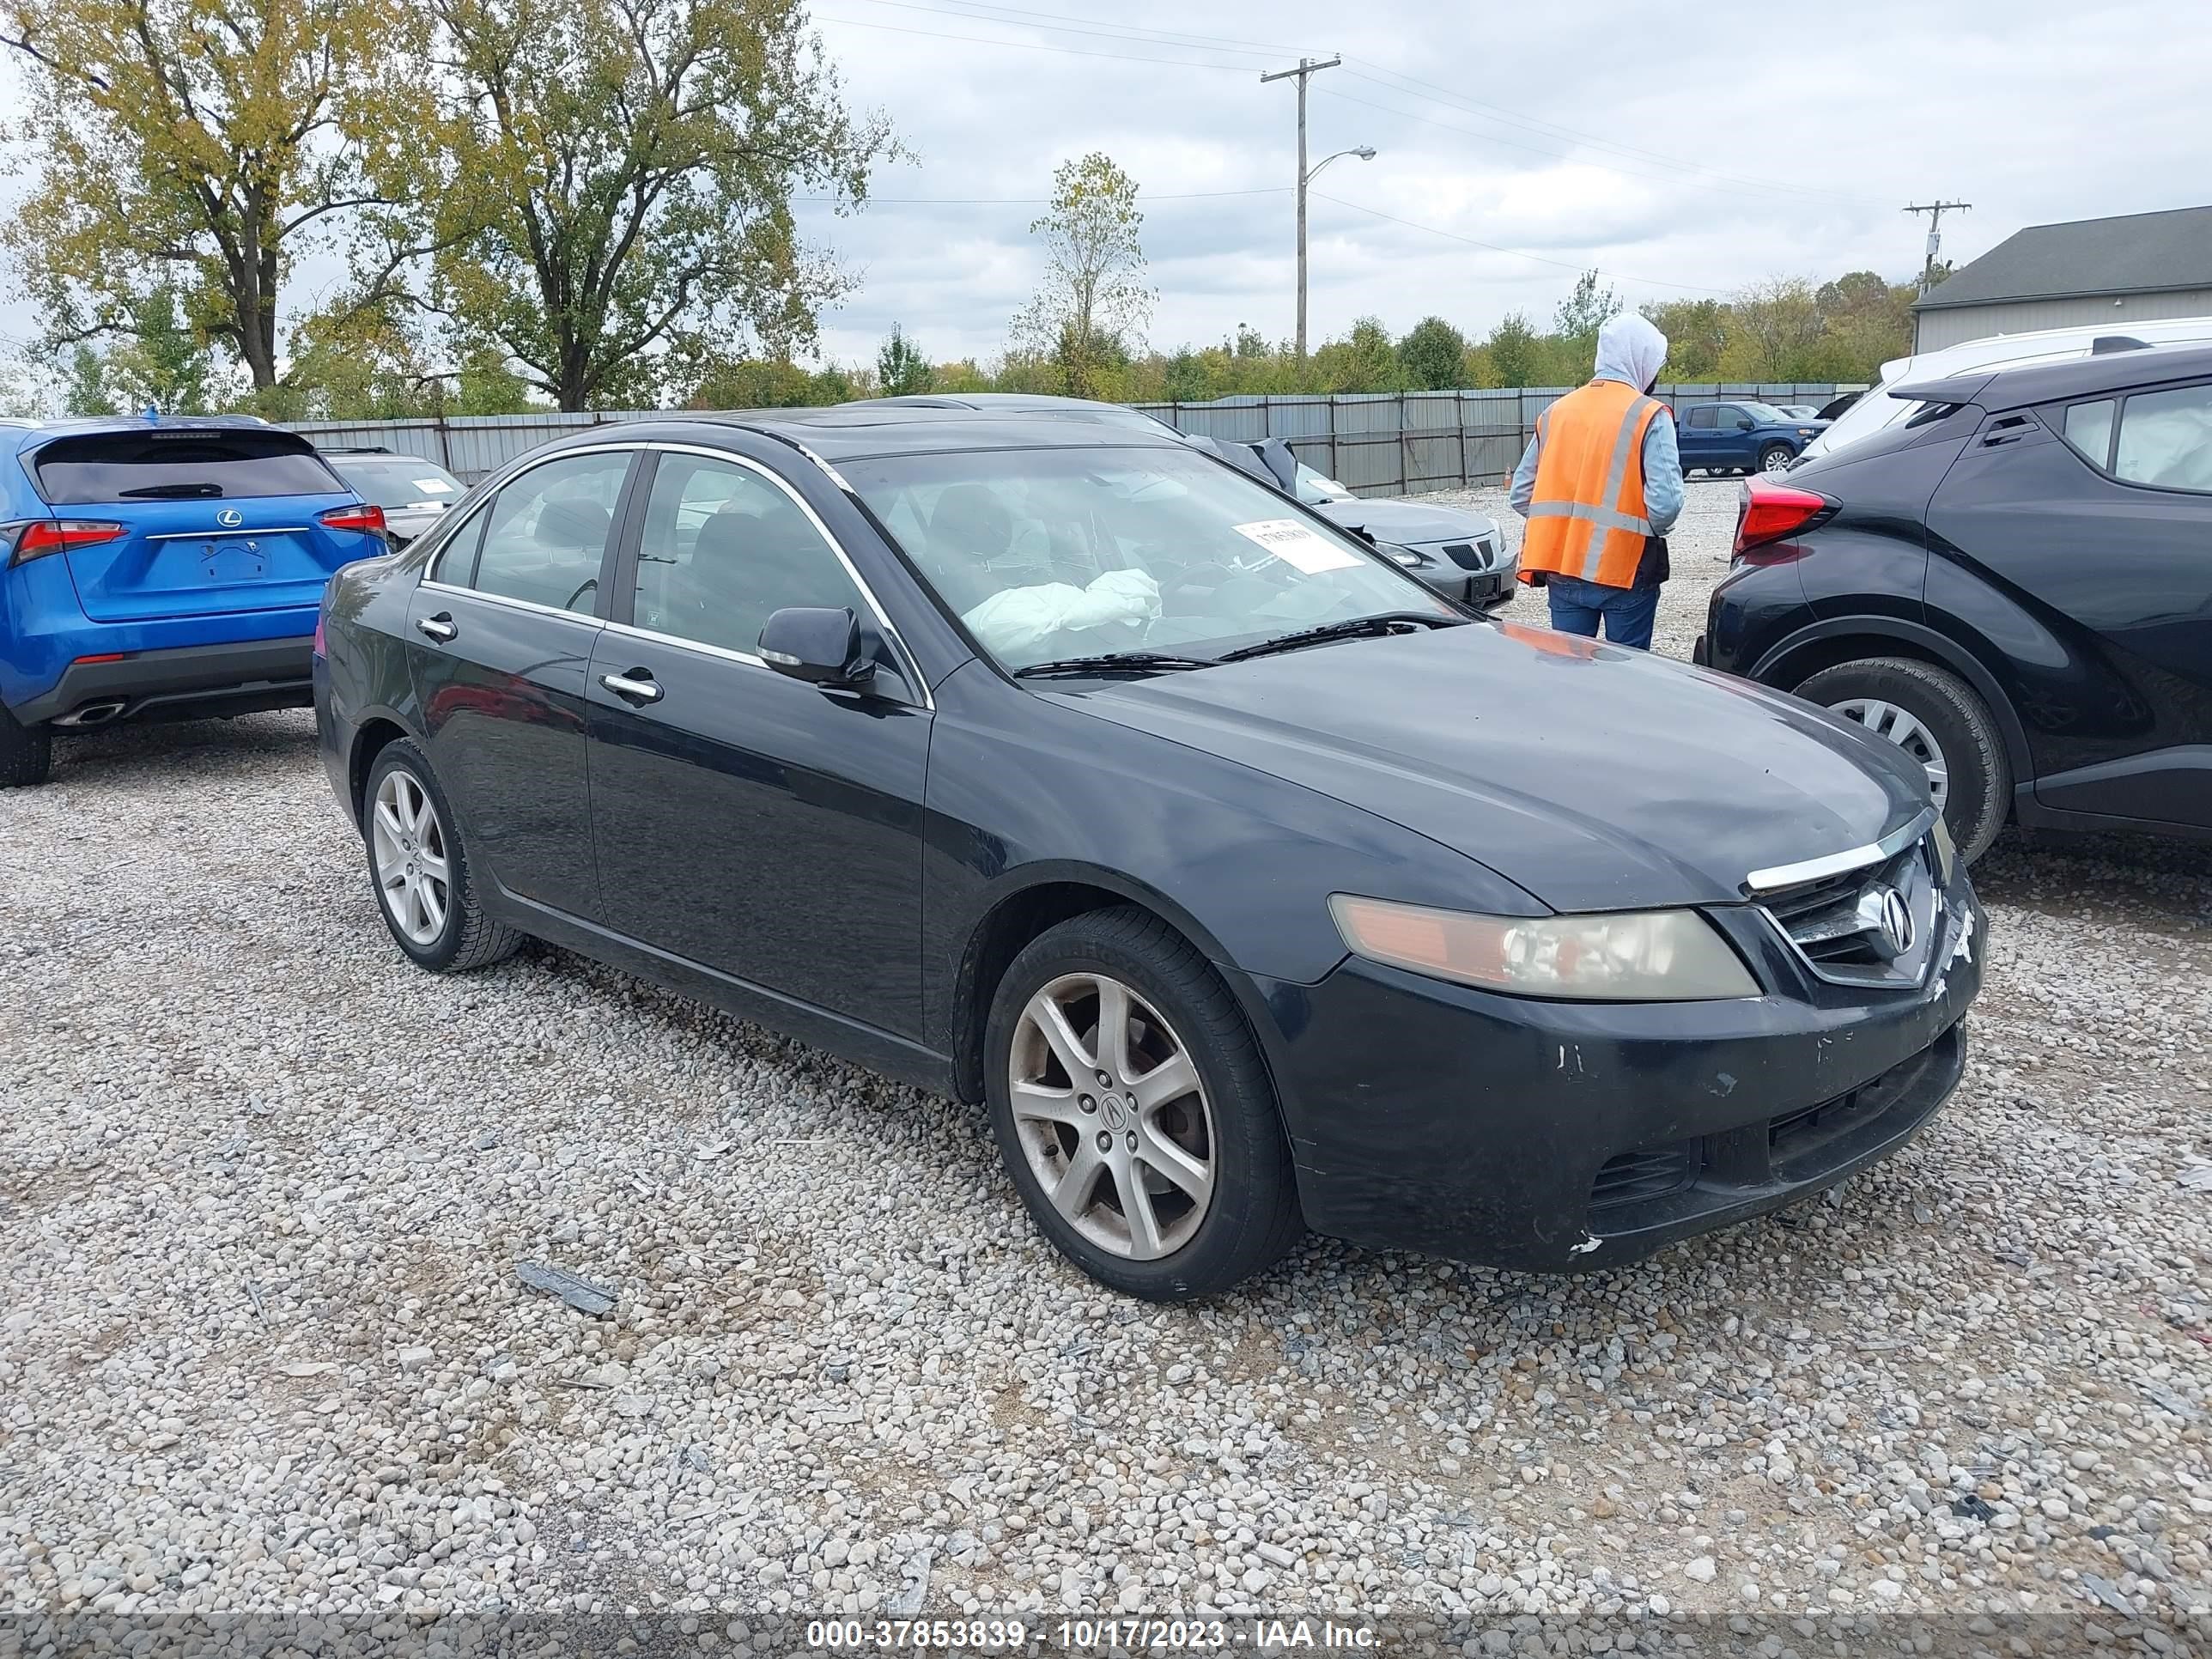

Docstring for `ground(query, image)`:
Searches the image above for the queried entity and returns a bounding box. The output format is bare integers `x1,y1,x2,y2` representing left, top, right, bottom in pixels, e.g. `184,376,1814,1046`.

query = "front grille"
1590,1143,1698,1210
1440,541,1489,571
1757,835,1940,987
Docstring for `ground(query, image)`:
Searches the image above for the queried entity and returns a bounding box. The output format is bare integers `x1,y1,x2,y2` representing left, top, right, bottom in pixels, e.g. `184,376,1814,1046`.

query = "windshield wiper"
118,482,222,498
1217,611,1467,663
1014,651,1215,679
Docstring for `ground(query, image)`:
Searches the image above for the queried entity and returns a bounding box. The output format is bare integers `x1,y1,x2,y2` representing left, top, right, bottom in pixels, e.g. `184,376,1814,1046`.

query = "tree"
1010,152,1154,399
1553,269,1622,350
1641,299,1728,380
1721,276,1825,380
1313,316,1402,393
422,0,895,410
3,0,426,402
876,324,933,397
1483,312,1542,387
1161,348,1210,403
1399,316,1468,391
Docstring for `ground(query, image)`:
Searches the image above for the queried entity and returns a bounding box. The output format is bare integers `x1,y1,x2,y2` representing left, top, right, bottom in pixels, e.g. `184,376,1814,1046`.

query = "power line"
1309,190,1730,295
1318,84,1877,211
830,0,1304,59
1337,59,1884,210
813,11,1263,70
802,187,1291,204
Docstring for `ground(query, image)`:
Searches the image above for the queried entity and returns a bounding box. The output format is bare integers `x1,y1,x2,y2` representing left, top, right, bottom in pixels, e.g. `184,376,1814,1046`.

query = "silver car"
319,449,468,547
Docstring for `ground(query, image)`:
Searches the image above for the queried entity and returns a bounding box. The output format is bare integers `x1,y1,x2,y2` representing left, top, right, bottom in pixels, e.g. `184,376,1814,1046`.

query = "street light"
1291,146,1376,358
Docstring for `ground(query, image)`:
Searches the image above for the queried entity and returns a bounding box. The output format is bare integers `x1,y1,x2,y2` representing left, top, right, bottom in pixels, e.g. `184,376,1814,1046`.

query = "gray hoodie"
1508,313,1683,540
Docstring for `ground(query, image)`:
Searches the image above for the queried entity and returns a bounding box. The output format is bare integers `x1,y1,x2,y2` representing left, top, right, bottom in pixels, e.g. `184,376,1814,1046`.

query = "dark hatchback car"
317,409,1981,1298
1698,342,2212,862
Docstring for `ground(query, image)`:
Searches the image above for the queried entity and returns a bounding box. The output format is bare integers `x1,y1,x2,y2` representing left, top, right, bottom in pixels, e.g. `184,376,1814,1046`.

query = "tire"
0,705,53,788
983,905,1303,1300
1795,657,2010,863
362,739,524,972
1759,443,1795,476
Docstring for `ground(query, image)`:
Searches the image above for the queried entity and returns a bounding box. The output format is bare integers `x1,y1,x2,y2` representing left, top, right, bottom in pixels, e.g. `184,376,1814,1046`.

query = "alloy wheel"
1008,972,1216,1261
1829,696,1950,807
1761,447,1794,475
370,769,452,945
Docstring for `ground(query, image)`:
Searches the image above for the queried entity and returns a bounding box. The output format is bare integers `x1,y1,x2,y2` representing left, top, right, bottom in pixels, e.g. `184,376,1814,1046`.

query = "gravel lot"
6,477,2212,1651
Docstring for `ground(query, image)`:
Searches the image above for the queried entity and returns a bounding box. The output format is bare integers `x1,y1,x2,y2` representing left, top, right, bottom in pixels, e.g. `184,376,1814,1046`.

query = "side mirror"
1735,416,1756,432
759,606,873,688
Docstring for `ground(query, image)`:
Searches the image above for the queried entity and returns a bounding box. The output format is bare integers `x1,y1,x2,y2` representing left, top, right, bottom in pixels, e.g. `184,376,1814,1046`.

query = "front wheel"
1759,443,1795,476
984,906,1303,1300
1795,657,2011,863
362,739,524,972
0,705,53,788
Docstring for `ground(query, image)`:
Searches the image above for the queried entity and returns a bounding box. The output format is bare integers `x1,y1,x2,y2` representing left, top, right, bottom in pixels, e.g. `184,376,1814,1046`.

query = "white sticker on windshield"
1231,518,1362,574
413,477,455,494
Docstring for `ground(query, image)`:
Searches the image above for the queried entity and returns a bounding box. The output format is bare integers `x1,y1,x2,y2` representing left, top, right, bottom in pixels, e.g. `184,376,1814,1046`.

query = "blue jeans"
1546,574,1661,651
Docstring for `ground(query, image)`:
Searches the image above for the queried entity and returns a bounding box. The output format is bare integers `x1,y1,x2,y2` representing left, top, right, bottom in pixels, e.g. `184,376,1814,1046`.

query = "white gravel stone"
3,477,2208,1637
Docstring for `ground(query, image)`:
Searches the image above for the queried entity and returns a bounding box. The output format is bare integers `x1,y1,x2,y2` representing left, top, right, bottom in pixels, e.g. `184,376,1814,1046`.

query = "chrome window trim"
418,577,603,626
1742,805,1937,896
147,526,314,541
623,441,933,712
599,617,766,670
425,443,639,588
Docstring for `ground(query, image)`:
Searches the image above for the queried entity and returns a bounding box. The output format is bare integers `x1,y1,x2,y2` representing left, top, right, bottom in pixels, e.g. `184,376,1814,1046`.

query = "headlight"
1329,895,1760,1001
1380,544,1425,568
1929,814,1957,885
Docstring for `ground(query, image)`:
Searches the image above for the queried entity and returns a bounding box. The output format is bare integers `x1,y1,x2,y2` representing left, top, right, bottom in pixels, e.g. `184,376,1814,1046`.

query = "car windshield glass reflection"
840,446,1450,671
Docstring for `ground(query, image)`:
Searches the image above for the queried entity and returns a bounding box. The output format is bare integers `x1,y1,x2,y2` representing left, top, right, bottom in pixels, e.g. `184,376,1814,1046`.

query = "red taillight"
1734,478,1833,559
12,520,126,564
312,615,326,658
319,501,387,537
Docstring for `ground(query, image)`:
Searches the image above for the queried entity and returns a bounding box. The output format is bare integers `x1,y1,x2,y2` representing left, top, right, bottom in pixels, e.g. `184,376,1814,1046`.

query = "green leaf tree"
1482,312,1542,387
876,324,933,396
421,0,896,410
1553,268,1623,358
2,0,428,404
1399,315,1468,391
1010,152,1155,399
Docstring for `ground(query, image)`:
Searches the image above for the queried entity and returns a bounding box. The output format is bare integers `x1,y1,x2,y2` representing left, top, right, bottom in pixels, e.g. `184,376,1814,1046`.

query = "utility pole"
1262,54,1342,358
1903,201,1972,292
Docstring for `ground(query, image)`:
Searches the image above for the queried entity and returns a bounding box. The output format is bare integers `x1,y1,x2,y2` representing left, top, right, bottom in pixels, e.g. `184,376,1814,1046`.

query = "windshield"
330,455,465,509
840,445,1452,671
1739,403,1791,425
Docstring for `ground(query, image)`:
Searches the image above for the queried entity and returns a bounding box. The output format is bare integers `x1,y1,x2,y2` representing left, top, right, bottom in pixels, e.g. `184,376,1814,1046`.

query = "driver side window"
465,452,631,614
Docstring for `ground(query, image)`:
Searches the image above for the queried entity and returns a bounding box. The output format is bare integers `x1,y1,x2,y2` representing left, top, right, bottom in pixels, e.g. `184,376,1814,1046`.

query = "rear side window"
33,428,342,503
2061,399,2115,468
462,452,631,613
2114,384,2212,492
1686,406,1716,428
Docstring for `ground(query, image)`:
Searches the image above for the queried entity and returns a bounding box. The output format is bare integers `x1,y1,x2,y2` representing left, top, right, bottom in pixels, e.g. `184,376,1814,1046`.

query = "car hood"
1315,498,1498,544
1065,621,1928,912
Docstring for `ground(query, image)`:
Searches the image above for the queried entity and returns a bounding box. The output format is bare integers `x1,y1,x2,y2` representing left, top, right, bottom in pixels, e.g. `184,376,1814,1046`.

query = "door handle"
599,668,664,705
416,612,457,644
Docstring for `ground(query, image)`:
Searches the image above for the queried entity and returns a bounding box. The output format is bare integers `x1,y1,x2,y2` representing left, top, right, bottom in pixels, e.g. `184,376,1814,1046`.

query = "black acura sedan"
315,408,1982,1299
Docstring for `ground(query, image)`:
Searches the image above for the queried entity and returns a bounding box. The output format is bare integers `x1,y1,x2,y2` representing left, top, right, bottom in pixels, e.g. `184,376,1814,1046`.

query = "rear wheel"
362,739,524,972
1759,443,1795,475
984,906,1302,1300
1795,657,2010,862
0,706,53,788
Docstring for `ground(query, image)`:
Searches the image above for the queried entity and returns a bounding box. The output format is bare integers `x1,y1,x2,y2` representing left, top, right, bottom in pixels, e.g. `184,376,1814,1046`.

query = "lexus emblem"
216,507,243,528
1873,887,1916,959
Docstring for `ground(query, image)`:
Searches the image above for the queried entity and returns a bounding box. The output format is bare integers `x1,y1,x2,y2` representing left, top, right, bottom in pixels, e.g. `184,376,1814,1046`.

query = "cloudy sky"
3,0,2207,378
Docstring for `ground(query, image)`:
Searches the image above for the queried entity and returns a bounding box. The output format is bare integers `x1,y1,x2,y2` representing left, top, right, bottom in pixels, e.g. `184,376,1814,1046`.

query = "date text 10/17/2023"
805,1619,1381,1651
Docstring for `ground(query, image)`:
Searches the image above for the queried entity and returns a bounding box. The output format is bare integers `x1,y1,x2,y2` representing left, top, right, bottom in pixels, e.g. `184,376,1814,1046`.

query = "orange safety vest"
1517,380,1668,591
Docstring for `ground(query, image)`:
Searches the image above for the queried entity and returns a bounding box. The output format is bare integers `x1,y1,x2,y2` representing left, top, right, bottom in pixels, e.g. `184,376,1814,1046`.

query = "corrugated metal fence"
283,383,1862,497
1133,385,1863,495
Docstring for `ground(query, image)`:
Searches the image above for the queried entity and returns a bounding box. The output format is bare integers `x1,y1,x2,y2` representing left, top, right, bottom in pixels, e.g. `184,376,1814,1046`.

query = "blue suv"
1,415,389,786
1675,400,1828,478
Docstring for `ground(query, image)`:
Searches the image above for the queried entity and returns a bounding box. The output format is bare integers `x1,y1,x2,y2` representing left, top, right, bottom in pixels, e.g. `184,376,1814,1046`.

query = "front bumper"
10,636,313,727
1247,891,1982,1272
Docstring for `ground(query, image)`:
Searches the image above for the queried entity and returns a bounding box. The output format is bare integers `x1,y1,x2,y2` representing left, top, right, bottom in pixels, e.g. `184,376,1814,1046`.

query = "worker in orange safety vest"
1507,313,1683,650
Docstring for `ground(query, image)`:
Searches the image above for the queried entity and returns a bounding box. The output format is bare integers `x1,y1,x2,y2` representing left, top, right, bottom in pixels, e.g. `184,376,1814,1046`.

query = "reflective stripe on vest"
1518,383,1664,589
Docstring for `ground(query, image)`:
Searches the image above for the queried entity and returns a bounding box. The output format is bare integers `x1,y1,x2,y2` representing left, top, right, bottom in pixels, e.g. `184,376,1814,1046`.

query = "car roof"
568,406,1194,464
1893,339,2212,411
861,392,1131,413
2,411,288,458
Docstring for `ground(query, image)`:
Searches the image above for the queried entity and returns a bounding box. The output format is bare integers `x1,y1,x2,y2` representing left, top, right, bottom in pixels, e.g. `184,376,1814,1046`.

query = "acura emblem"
216,507,243,528
1873,886,1916,959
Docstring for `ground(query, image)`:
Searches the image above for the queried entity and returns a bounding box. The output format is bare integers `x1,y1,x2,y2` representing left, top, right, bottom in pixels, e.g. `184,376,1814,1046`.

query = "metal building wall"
1912,289,2212,353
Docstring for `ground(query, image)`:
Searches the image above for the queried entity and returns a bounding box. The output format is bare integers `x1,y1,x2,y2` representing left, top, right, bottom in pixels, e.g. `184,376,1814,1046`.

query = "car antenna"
2090,336,2148,355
